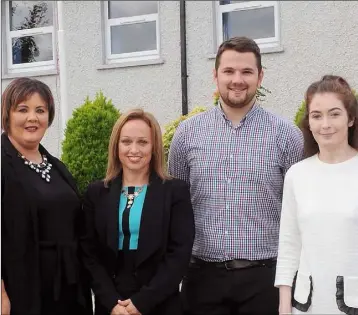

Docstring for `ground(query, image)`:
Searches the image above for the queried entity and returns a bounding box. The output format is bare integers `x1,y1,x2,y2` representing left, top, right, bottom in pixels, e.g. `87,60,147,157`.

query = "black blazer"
80,173,195,315
1,133,93,315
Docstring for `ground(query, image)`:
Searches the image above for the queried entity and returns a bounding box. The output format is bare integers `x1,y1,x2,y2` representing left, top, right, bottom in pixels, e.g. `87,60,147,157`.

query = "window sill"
97,57,165,70
207,45,284,60
2,69,58,79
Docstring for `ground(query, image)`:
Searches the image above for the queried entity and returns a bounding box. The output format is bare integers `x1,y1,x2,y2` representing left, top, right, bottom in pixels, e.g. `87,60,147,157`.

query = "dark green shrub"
61,91,120,193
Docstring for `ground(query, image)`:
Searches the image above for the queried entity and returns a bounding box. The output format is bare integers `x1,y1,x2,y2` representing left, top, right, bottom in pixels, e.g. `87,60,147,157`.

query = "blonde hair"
104,108,170,186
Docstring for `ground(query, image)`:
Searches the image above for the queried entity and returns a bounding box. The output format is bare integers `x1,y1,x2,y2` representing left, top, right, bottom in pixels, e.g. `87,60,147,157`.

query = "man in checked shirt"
168,36,304,315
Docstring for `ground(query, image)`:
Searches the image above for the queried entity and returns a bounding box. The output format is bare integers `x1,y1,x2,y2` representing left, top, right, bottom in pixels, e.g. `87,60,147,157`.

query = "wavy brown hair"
300,75,358,158
104,108,170,186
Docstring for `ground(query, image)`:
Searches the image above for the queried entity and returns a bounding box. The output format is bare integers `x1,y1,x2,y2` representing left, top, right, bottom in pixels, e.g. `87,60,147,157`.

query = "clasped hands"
111,299,142,315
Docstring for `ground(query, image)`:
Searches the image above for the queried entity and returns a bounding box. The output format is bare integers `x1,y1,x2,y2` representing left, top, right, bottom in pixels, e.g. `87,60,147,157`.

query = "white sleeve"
274,170,302,287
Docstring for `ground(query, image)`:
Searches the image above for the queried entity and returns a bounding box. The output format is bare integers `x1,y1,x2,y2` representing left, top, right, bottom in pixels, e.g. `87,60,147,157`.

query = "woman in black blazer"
1,78,93,315
81,109,195,315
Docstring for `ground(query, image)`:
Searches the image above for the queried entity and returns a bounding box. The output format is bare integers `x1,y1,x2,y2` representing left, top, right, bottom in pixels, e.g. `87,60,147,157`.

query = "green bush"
294,89,358,127
61,91,120,193
294,100,306,127
163,106,207,162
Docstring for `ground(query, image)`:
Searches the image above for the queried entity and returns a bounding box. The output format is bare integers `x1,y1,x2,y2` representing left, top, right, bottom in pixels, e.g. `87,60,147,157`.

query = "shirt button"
230,154,233,159
112,274,116,279
225,231,229,235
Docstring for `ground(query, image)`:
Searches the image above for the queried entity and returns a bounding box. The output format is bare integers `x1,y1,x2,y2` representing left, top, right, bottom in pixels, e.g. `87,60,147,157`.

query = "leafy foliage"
256,85,272,102
163,106,207,162
61,91,120,193
294,100,306,127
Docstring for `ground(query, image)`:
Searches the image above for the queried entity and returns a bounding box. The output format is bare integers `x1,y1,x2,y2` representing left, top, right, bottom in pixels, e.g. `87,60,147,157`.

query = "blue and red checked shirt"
168,103,304,262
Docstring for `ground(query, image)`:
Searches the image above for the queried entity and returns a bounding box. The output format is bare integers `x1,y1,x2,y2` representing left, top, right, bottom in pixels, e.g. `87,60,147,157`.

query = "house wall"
185,1,358,119
2,1,358,158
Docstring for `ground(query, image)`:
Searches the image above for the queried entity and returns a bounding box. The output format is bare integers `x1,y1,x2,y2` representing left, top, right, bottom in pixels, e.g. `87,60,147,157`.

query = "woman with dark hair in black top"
1,77,93,315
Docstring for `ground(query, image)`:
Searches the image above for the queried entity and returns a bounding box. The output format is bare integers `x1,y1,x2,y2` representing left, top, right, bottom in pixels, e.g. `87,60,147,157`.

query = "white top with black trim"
275,153,358,314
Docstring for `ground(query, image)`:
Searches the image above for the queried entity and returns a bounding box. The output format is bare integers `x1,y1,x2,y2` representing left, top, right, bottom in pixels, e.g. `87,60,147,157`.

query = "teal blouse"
118,185,147,250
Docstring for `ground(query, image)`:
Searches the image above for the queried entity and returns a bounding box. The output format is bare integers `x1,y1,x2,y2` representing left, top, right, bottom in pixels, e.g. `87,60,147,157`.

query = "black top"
22,161,79,242
1,133,93,315
19,161,81,293
33,165,80,243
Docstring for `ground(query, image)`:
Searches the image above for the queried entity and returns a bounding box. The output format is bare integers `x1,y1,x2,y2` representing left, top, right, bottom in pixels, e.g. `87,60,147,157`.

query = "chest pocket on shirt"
336,276,358,314
292,271,313,312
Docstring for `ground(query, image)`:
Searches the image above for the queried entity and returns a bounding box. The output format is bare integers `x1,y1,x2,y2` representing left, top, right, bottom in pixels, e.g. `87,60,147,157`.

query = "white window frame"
215,1,280,50
103,1,160,64
5,0,56,74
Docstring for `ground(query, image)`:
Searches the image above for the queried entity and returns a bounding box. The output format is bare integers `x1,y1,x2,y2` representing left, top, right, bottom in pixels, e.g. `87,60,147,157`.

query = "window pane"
108,1,157,19
220,1,248,4
12,33,53,64
110,21,157,54
222,6,275,40
10,1,53,31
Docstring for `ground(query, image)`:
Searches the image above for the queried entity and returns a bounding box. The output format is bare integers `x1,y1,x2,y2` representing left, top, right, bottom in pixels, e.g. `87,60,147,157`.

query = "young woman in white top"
275,75,358,314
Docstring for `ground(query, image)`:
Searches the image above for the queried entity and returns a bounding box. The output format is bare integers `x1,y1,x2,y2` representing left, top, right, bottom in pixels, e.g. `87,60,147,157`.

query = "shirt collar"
215,100,260,124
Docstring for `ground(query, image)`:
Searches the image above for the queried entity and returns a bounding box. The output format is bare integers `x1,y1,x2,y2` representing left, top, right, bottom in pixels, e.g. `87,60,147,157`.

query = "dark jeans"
181,260,279,315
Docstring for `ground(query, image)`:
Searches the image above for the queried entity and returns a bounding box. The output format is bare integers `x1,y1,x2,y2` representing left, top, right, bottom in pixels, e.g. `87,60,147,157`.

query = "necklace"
121,186,145,209
18,153,52,182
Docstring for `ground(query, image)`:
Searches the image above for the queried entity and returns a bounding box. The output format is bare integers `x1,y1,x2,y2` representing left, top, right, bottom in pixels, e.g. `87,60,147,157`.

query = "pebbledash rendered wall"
1,1,358,158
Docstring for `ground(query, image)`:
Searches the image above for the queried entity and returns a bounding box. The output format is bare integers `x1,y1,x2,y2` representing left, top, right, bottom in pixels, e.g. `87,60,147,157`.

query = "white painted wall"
185,1,358,119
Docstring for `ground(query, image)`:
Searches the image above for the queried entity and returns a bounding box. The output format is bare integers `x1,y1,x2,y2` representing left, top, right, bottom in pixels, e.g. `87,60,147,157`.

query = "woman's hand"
118,299,142,315
1,295,10,315
110,304,129,315
1,281,11,315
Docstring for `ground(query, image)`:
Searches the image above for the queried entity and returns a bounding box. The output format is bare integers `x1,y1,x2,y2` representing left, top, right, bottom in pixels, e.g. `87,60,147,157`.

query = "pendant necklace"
121,186,145,209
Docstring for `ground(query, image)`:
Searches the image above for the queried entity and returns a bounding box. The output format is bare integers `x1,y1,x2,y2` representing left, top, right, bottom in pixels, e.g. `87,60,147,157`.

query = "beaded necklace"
18,153,52,182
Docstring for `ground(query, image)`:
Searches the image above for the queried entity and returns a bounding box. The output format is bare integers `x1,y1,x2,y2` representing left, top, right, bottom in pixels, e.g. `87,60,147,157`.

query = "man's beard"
219,89,256,109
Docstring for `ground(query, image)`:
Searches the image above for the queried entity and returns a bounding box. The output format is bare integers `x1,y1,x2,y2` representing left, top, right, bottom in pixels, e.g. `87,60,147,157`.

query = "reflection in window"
12,34,53,64
10,1,53,30
6,1,55,71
